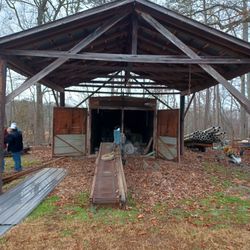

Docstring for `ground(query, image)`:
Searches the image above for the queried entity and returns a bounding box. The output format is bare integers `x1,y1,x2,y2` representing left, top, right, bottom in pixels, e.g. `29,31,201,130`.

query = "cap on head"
10,122,17,129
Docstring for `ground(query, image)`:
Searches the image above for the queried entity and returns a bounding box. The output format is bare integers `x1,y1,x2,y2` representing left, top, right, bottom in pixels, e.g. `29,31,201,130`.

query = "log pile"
184,127,226,145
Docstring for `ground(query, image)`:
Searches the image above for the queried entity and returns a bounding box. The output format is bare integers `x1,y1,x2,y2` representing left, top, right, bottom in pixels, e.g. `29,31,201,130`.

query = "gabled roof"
1,0,250,94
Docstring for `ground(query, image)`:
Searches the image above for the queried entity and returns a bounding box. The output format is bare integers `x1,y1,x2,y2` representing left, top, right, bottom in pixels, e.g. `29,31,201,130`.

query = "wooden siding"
157,109,179,161
53,107,87,134
54,134,86,156
53,107,87,156
89,96,156,110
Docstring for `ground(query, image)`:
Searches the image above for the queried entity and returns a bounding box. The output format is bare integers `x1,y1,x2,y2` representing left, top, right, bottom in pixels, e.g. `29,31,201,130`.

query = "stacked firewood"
184,127,226,144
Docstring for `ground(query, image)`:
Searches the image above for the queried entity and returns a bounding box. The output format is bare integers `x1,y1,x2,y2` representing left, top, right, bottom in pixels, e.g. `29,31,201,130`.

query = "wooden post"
180,95,185,155
0,58,6,194
184,93,195,118
60,91,65,107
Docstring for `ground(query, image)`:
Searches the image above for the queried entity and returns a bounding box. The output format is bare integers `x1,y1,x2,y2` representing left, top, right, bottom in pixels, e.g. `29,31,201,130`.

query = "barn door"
157,109,180,161
53,107,87,156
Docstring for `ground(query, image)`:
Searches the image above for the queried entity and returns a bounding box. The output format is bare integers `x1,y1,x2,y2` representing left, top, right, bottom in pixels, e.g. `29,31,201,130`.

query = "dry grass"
1,219,250,250
0,147,250,249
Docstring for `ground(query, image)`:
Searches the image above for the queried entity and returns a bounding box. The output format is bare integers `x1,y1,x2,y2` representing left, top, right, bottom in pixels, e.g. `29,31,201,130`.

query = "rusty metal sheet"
90,143,127,205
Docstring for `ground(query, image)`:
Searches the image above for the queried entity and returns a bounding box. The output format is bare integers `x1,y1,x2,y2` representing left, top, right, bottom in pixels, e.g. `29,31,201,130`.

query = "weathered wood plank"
3,49,250,64
54,134,86,155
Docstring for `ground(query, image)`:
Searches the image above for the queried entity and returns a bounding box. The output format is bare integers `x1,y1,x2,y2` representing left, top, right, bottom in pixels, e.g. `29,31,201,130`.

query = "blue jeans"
0,159,4,173
12,152,22,172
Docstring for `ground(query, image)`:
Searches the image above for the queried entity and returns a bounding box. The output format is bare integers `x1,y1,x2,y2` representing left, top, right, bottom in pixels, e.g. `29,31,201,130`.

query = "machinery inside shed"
90,108,154,154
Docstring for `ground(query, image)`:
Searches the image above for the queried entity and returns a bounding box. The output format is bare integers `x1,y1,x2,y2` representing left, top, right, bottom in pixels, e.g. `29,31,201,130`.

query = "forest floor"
0,146,250,250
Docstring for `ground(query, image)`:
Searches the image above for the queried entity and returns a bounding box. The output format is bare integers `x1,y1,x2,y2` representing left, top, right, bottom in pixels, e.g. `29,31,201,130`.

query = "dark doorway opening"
124,110,154,154
91,109,154,154
91,109,121,153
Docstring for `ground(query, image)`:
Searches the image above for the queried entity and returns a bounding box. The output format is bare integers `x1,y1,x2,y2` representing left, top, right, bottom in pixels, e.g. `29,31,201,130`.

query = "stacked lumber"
184,127,226,144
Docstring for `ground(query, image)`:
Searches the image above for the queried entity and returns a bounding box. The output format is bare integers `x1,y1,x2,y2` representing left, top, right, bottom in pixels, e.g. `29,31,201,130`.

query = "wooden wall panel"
157,109,180,161
157,109,179,137
53,107,87,134
53,107,87,156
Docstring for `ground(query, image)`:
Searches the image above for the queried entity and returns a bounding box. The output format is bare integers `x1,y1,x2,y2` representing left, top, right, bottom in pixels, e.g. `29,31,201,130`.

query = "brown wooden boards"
157,109,180,161
89,96,156,110
53,107,87,156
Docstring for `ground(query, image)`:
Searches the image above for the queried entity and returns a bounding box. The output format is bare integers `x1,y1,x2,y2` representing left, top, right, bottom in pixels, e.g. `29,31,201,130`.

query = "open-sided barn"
1,0,250,193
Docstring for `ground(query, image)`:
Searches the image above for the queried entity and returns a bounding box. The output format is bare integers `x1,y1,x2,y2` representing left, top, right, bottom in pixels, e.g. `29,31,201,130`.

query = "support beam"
141,12,250,114
65,89,180,95
69,84,173,90
134,78,173,109
0,58,6,194
125,13,138,89
3,49,250,64
60,92,65,107
52,90,59,107
184,93,195,118
180,95,185,155
5,13,127,104
75,72,120,107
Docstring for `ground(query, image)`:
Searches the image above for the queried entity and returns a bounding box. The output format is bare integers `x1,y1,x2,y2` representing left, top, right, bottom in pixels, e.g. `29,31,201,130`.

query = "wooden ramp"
0,168,67,236
90,143,127,206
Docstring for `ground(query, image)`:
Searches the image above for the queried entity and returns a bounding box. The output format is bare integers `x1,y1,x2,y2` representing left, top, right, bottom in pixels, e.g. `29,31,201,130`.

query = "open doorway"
123,110,154,154
90,109,154,154
91,109,121,153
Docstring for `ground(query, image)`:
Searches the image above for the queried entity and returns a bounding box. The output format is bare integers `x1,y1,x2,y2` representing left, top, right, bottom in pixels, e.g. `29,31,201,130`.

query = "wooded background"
1,0,250,145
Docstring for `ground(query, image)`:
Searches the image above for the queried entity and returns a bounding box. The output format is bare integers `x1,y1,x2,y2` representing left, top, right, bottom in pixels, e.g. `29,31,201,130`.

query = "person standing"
0,128,8,173
5,122,23,172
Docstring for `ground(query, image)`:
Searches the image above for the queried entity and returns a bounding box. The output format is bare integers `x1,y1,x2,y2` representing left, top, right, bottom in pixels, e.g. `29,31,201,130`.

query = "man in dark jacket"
5,122,23,172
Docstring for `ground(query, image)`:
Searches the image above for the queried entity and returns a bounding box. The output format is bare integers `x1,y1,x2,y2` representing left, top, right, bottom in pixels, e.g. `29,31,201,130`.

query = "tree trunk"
34,83,45,144
34,0,48,145
193,94,197,130
240,0,249,139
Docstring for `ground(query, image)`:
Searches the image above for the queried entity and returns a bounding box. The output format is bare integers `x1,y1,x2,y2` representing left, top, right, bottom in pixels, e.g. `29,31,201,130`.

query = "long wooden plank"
3,49,250,64
141,12,250,115
5,13,128,103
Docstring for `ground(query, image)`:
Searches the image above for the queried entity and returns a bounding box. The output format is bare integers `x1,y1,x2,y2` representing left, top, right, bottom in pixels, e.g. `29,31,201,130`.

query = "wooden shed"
2,0,250,191
53,96,179,161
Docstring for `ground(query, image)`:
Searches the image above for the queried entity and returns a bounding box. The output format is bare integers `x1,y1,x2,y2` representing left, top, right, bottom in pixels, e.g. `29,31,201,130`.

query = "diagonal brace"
5,13,128,104
141,12,250,114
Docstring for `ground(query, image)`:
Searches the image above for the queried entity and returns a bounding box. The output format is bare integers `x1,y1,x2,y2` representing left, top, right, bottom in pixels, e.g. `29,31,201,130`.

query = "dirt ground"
0,146,250,249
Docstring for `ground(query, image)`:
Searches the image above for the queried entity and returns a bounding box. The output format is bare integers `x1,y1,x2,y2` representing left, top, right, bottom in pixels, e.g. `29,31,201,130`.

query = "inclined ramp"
90,142,127,206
